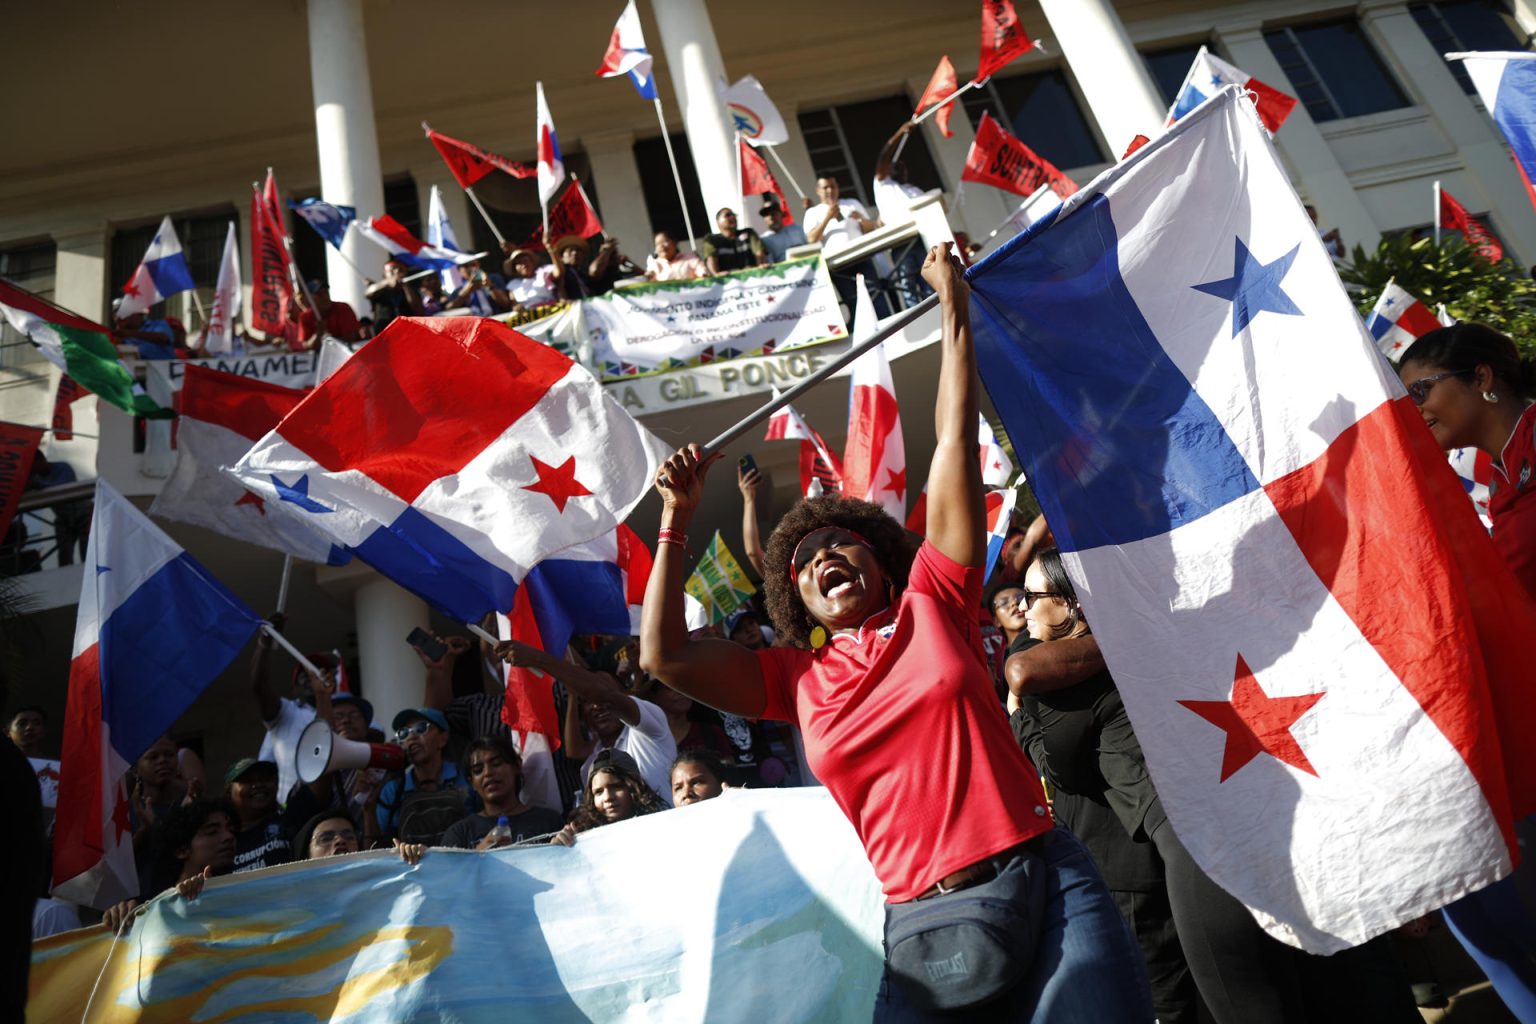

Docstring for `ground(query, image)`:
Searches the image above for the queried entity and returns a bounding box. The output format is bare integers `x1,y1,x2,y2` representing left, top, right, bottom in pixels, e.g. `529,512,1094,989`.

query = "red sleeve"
330,302,360,341
754,646,810,724
905,541,984,630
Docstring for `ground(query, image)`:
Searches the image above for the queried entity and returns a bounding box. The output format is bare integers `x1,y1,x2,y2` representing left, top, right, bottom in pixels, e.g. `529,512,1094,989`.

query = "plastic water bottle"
487,816,513,843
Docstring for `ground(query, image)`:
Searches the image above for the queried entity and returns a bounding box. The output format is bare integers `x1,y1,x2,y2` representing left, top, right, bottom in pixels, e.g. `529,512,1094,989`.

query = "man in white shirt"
871,123,929,226
804,176,877,257
250,619,316,807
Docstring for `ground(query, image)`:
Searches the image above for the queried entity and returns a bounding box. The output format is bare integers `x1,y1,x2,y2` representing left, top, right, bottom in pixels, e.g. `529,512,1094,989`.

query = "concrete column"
583,129,654,256
1036,0,1166,155
1214,24,1382,250
354,576,431,728
1513,0,1536,39
307,0,386,313
651,0,738,227
52,222,109,322
1359,0,1536,264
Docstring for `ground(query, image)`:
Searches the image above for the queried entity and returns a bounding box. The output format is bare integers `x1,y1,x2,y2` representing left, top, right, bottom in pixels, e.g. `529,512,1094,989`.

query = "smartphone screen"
405,627,448,661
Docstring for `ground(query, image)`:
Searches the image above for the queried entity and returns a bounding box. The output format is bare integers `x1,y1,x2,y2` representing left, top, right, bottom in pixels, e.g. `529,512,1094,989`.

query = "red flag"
740,139,793,224
51,374,85,441
425,126,536,190
962,112,1078,199
0,422,44,542
1122,134,1151,159
977,0,1035,82
250,171,292,337
1439,188,1504,263
915,56,959,137
528,182,605,248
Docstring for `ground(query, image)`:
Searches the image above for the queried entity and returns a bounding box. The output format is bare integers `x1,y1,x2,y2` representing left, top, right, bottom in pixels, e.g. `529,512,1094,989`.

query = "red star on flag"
111,782,133,842
122,278,142,298
1178,655,1324,782
234,491,267,516
522,455,592,513
883,467,907,501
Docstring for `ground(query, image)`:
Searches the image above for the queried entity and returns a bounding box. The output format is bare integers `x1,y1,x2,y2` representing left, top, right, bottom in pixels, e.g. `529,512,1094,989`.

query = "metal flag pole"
703,292,939,455
259,621,322,679
400,253,489,284
763,144,808,206
467,621,544,678
911,78,986,127
653,97,699,248
1433,180,1443,246
326,223,371,283
276,554,294,614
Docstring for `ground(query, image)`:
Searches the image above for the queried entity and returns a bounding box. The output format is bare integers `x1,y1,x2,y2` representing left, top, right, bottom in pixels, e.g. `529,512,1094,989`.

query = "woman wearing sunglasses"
1398,325,1536,1019
641,246,1151,1020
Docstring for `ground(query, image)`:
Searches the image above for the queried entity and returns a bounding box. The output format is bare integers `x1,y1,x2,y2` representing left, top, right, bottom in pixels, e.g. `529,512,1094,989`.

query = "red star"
1178,655,1324,782
883,466,908,501
234,490,267,516
522,455,592,513
122,278,141,298
111,782,132,842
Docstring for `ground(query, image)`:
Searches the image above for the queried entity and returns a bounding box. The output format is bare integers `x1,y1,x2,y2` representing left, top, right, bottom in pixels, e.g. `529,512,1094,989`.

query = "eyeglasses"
394,721,433,741
1021,590,1061,609
991,594,1024,612
314,829,357,845
1405,370,1470,405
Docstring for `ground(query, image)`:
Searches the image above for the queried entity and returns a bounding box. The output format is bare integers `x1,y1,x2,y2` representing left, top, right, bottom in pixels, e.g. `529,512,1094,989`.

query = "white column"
1360,1,1536,264
354,577,431,728
51,223,110,483
1214,24,1382,251
651,0,737,226
307,0,386,313
1035,0,1166,154
584,129,654,257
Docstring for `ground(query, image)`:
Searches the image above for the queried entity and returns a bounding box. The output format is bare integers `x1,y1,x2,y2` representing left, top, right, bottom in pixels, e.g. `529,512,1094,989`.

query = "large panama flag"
1453,51,1536,211
966,86,1536,952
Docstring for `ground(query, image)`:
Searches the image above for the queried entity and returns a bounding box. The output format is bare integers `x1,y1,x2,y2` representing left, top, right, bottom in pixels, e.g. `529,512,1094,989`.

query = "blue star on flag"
95,564,111,575
272,474,333,513
1193,236,1302,337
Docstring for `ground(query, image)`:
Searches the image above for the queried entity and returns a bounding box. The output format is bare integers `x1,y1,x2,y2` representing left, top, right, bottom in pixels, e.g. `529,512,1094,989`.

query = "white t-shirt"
508,265,558,307
581,697,678,805
872,177,926,225
806,199,872,256
258,696,317,806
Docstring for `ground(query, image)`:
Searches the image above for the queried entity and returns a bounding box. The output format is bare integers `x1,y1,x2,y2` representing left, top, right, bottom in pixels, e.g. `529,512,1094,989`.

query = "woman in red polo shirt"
640,246,1150,1020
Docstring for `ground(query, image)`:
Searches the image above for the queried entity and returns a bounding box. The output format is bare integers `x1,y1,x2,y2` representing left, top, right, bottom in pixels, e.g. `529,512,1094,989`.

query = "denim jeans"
874,827,1154,1022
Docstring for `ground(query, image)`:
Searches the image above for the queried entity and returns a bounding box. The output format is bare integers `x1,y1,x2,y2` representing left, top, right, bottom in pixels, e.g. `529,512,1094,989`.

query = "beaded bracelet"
657,527,689,548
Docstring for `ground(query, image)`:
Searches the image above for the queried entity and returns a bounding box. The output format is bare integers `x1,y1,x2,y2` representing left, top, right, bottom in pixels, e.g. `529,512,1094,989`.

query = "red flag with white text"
425,126,536,190
250,171,292,337
0,422,43,543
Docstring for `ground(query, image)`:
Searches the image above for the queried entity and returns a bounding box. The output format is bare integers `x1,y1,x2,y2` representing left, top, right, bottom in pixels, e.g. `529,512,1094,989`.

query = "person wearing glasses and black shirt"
371,708,473,847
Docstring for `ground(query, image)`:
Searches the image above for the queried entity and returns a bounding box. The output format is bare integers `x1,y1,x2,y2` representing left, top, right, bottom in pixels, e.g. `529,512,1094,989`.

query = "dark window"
1264,20,1411,122
1410,1,1525,94
634,132,710,245
1143,42,1209,105
291,173,434,286
0,240,57,366
959,68,1107,170
109,209,238,320
798,94,945,207
464,152,598,258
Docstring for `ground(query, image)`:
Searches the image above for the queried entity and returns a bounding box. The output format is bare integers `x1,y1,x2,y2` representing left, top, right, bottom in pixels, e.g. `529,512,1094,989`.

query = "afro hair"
761,495,918,649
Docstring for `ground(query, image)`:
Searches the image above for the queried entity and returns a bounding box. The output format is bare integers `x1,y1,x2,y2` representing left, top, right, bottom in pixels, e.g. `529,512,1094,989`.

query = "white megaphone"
296,719,406,784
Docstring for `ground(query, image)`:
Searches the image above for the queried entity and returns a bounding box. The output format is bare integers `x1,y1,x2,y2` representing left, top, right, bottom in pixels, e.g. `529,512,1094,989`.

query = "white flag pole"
260,621,322,680
763,145,808,205
911,78,986,127
422,122,507,246
735,131,744,215
326,223,371,283
276,554,294,614
1433,180,1443,246
653,97,699,248
468,621,545,678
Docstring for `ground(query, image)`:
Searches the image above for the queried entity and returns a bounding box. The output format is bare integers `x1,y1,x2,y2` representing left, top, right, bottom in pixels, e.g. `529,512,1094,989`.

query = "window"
1263,20,1411,122
293,174,433,287
0,240,56,368
1410,1,1525,94
959,69,1107,170
1143,42,1209,105
109,209,236,322
799,94,945,207
634,132,709,245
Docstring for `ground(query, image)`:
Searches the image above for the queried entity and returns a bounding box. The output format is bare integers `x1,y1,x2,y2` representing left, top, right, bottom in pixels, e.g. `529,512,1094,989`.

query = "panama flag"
764,397,844,496
354,215,475,272
1448,446,1495,529
842,276,906,519
967,87,1536,952
1453,52,1536,211
53,481,262,909
288,198,356,251
427,184,469,295
1364,278,1441,360
979,413,1014,486
1167,45,1297,134
229,316,668,627
982,487,1019,584
117,216,197,319
149,366,348,565
536,81,566,207
595,0,656,100
202,223,241,354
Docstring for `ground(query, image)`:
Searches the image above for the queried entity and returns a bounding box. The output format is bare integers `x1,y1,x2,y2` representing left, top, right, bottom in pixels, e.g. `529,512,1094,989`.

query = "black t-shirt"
233,820,294,874
369,283,413,333
440,806,567,849
702,231,764,272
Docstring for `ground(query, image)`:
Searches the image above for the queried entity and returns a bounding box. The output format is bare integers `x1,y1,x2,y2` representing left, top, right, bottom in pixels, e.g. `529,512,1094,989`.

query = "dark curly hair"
567,759,668,833
149,798,237,893
761,495,919,648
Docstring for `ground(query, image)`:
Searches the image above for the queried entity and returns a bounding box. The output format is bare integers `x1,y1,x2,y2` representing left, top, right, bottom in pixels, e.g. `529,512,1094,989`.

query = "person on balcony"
700,208,768,274
803,176,876,258
759,199,807,265
646,231,707,281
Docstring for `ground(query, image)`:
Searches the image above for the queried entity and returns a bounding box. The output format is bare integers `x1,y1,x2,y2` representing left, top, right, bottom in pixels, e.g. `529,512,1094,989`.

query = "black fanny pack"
883,841,1049,1012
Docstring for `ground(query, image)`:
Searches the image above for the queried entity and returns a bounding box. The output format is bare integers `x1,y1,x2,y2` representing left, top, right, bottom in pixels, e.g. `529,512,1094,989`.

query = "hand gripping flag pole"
702,292,939,456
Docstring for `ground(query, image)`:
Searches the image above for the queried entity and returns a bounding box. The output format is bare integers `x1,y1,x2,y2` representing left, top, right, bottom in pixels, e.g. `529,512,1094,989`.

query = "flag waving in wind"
423,125,535,190
966,86,1536,952
289,199,356,251
596,0,656,100
355,215,475,272
1438,186,1504,263
427,185,469,296
1167,45,1297,134
1365,279,1441,360
842,275,906,520
229,316,669,626
722,75,789,147
1451,52,1536,212
963,113,1077,199
202,223,241,354
915,56,959,137
764,398,843,496
536,82,566,207
117,216,197,319
54,481,263,909
977,0,1035,82
740,140,793,224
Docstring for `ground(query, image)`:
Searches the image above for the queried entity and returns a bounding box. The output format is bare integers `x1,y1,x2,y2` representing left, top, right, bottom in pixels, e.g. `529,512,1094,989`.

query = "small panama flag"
595,0,656,100
685,531,756,624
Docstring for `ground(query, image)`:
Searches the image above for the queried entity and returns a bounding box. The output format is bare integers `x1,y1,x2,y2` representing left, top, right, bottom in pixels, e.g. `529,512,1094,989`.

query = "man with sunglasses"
372,708,473,846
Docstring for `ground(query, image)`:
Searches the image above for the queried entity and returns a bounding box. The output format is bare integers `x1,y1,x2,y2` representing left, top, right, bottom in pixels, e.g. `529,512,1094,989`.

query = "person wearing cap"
645,231,706,282
759,200,806,265
365,258,424,333
295,279,360,350
549,232,634,300
444,256,511,316
225,758,299,874
699,207,768,275
372,708,473,847
500,243,560,309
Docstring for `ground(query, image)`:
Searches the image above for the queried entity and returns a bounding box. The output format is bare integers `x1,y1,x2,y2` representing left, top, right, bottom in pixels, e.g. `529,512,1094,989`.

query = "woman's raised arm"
921,246,985,567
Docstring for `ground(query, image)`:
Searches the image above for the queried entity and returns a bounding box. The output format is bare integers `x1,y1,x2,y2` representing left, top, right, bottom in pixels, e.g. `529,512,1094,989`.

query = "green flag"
0,279,172,419
685,531,756,624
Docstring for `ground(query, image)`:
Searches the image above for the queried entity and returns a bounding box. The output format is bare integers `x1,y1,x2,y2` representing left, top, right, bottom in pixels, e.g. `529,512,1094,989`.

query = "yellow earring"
809,624,828,649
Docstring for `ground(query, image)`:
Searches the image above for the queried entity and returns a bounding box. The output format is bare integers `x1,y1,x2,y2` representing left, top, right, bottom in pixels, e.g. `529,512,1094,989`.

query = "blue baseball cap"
390,707,449,733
